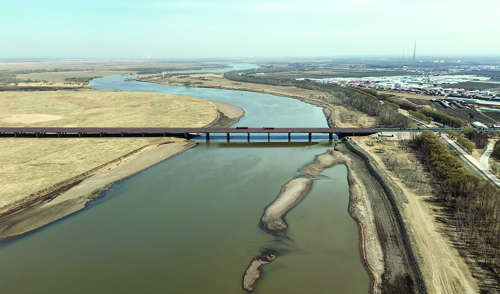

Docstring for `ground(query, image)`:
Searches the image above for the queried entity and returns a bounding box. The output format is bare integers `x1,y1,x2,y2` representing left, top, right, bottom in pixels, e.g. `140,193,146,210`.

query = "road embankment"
338,141,427,294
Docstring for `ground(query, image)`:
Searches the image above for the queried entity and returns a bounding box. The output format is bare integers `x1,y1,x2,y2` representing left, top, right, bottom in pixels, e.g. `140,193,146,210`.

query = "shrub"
419,108,464,127
457,136,475,153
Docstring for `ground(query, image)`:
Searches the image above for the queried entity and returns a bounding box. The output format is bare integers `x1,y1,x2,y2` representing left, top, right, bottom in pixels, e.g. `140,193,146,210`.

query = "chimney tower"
413,40,417,64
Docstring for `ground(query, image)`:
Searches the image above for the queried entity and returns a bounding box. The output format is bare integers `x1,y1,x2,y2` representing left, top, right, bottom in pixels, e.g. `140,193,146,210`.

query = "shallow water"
0,65,369,293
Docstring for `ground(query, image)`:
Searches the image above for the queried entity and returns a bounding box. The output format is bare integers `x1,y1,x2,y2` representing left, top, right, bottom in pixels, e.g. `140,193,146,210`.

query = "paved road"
480,143,493,170
441,135,500,187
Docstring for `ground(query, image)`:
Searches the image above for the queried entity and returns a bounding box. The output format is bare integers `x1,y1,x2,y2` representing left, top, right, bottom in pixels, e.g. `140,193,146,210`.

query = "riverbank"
0,98,244,240
130,73,376,128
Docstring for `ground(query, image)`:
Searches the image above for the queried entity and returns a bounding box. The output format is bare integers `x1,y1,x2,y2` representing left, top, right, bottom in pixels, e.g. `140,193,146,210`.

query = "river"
0,64,368,293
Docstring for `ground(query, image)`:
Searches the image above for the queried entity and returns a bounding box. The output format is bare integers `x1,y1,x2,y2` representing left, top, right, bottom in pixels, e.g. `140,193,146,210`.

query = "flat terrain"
0,90,217,128
0,90,219,207
0,59,228,88
0,59,225,72
270,69,412,79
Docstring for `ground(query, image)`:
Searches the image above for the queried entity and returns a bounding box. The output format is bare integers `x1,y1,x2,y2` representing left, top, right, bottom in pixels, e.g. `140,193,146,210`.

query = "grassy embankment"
0,90,218,207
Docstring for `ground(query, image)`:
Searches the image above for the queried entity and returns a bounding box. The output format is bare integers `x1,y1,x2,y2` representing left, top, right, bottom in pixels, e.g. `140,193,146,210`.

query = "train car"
472,121,488,129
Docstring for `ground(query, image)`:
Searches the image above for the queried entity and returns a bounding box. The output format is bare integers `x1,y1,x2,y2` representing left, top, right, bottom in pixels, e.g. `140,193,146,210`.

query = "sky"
1,0,499,59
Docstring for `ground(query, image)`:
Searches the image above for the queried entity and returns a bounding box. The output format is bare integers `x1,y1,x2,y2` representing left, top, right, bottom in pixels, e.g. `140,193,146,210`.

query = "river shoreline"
131,77,428,293
132,76,426,293
0,101,244,240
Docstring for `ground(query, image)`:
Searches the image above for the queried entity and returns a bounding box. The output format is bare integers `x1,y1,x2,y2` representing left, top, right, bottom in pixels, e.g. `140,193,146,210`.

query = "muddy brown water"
0,66,369,293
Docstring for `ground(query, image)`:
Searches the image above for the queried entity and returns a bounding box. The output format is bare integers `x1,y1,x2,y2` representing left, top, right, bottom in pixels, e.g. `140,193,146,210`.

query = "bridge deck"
3,127,497,138
0,127,376,134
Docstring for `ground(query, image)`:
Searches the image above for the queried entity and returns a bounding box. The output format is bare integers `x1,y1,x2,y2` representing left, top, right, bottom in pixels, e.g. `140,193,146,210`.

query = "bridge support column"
227,133,230,143
247,133,250,142
163,132,166,137
78,132,82,137
329,133,333,140
206,133,210,140
308,133,312,142
57,132,61,138
184,133,187,139
288,132,291,142
121,132,124,137
268,133,270,142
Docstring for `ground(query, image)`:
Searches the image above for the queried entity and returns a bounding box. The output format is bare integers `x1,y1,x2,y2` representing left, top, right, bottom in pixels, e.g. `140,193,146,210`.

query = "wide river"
0,65,368,293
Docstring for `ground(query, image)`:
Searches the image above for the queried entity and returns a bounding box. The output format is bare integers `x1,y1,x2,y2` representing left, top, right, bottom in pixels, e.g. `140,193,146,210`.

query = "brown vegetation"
0,90,219,207
407,131,500,292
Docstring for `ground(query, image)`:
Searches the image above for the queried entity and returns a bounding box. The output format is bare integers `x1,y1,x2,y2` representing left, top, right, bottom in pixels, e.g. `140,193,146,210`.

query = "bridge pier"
308,133,312,142
268,133,270,142
206,133,210,140
247,133,250,142
226,133,230,143
288,132,291,142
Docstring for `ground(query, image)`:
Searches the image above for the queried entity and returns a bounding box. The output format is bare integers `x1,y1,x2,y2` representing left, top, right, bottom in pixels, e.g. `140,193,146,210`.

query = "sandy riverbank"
246,147,386,293
131,73,376,128
0,100,244,240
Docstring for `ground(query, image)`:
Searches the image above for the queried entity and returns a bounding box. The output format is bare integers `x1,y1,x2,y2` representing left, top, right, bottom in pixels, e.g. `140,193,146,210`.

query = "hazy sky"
2,0,499,59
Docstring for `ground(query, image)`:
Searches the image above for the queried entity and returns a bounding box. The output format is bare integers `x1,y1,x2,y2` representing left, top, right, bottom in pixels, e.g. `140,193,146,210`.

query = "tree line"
224,70,413,128
408,131,500,289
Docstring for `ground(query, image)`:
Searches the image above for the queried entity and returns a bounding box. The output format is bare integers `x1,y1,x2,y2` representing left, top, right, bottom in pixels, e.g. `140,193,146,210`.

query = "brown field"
0,59,222,72
446,81,500,91
14,70,133,87
0,90,219,206
0,90,217,128
1,59,228,87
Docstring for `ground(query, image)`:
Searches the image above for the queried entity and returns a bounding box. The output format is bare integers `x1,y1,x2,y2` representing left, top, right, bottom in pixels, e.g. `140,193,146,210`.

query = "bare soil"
354,137,479,294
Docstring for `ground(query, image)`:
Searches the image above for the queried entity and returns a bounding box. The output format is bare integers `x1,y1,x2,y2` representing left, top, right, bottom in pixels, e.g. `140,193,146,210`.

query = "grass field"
0,90,217,128
0,89,218,206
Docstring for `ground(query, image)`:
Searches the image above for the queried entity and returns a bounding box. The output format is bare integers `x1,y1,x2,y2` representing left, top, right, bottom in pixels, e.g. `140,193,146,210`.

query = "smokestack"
413,40,416,64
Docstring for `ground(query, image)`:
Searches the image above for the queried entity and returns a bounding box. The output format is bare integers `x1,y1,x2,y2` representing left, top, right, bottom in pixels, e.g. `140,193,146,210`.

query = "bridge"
0,127,377,141
0,127,497,141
